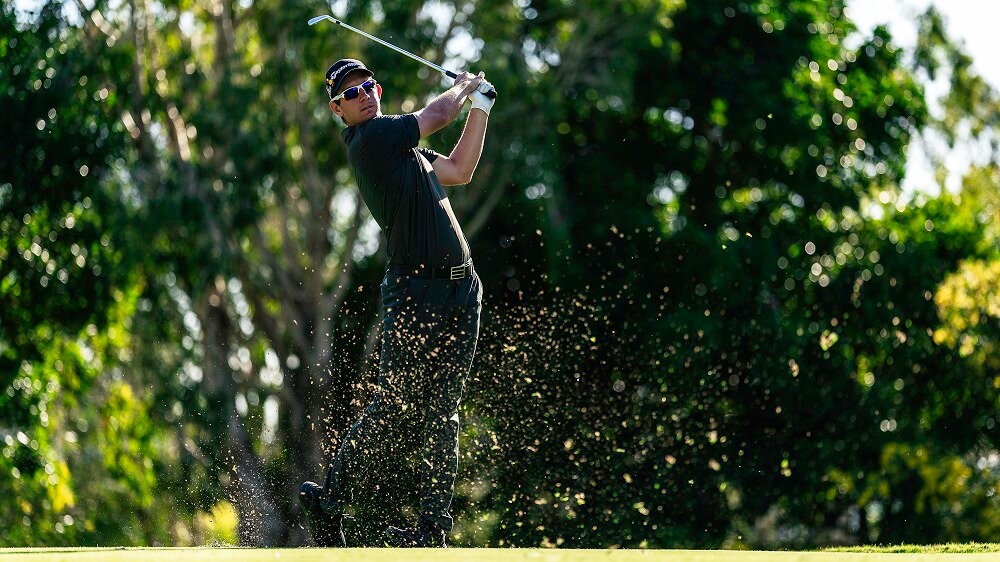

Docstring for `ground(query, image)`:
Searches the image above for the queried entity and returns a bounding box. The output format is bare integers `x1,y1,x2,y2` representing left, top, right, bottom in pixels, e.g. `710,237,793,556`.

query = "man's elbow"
457,169,475,185
439,157,475,185
452,163,477,185
443,172,473,186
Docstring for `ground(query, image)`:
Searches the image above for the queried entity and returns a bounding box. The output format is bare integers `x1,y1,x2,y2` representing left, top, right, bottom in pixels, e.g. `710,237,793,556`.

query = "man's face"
330,71,381,126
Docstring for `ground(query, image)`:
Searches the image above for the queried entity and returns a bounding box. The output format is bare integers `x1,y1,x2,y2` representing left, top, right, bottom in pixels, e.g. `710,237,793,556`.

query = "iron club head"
308,15,336,26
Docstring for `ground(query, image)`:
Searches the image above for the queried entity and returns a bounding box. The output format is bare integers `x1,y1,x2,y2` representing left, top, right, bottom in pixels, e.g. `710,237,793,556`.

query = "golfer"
299,58,494,548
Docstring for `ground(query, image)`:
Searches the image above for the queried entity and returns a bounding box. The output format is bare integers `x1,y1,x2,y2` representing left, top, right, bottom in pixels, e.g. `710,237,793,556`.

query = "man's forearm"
423,83,472,125
448,109,489,182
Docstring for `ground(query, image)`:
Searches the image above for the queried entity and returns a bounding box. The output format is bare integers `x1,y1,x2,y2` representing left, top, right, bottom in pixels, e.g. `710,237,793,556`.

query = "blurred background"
1,0,998,549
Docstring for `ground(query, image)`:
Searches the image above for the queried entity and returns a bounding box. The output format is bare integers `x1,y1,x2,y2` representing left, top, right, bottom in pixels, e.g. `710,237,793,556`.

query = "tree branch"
314,191,365,370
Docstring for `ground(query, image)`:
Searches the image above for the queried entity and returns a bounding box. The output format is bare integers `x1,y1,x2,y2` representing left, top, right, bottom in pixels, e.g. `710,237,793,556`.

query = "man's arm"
413,72,482,139
431,109,488,186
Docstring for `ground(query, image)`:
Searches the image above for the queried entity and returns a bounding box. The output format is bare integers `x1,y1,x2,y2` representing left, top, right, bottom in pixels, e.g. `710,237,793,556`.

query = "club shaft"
315,15,457,79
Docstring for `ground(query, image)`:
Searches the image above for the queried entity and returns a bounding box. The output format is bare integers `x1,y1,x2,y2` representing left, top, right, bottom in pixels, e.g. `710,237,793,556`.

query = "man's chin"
347,107,379,126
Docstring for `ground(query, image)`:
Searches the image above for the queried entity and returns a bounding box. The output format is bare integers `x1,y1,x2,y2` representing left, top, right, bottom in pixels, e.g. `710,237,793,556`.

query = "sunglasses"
331,78,378,102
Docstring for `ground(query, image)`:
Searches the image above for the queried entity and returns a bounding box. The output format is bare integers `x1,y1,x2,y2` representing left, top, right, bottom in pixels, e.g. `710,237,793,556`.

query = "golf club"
308,14,497,99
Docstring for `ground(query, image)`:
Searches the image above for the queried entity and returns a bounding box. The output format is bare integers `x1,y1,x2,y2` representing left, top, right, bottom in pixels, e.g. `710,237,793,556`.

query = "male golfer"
299,58,494,548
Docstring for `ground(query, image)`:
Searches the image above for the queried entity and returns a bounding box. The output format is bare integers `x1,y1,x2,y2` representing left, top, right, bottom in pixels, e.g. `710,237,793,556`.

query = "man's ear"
329,99,343,117
376,83,382,98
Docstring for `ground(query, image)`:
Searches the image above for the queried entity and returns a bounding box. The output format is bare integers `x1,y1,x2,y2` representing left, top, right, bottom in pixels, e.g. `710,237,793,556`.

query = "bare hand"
453,71,484,97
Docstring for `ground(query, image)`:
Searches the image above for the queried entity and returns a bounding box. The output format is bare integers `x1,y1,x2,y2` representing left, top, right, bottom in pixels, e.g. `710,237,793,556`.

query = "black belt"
387,260,473,280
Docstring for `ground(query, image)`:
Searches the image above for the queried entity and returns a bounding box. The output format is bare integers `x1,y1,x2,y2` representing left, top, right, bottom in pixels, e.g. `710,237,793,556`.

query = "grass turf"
827,543,1000,553
3,548,1000,561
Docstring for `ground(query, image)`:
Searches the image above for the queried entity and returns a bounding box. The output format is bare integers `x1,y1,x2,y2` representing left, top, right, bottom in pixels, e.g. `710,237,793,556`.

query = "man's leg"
302,274,425,545
387,274,482,546
319,389,398,508
301,384,405,546
418,300,480,529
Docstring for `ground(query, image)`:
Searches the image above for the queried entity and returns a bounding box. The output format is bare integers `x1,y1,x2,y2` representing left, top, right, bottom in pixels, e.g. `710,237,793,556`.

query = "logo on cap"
326,63,362,87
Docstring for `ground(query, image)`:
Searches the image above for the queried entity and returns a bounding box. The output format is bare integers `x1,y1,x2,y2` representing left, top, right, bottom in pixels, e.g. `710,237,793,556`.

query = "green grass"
827,543,1000,553
2,547,1000,561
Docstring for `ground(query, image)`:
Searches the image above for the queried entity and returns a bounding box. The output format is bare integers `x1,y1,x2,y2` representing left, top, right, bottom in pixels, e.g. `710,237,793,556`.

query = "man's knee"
365,392,408,426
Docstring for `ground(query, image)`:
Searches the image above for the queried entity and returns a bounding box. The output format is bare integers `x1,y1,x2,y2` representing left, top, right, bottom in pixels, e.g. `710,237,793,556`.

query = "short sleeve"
357,114,420,153
416,147,441,163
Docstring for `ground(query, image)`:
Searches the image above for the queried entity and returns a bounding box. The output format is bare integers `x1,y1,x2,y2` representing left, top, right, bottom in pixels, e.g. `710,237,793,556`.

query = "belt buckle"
449,265,465,280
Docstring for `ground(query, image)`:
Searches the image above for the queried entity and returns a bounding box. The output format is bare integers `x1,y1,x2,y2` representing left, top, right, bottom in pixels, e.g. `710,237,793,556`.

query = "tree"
0,2,173,545
5,0,1000,548
63,0,523,545
458,0,997,548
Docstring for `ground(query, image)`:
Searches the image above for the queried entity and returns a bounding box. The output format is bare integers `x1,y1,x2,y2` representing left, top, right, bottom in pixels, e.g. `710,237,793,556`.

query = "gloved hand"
470,80,496,116
477,80,496,96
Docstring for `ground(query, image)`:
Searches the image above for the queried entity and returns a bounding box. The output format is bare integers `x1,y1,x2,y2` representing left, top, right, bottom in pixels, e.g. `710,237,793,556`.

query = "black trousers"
322,269,482,530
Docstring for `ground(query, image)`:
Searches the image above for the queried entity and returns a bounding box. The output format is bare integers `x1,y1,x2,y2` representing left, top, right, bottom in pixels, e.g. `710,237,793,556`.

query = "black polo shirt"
342,114,471,268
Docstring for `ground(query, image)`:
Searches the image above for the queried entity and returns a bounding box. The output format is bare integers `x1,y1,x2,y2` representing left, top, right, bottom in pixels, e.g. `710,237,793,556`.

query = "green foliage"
935,260,1000,363
461,0,1000,550
2,0,1000,550
914,9,1000,147
857,443,1000,542
0,3,221,546
931,170,1000,409
0,1,132,545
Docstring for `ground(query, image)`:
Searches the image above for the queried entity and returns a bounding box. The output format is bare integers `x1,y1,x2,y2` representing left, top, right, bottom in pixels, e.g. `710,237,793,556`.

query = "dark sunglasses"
331,79,377,102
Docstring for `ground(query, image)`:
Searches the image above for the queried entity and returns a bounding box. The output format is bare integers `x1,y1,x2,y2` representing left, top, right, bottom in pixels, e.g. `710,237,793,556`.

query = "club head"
308,15,336,26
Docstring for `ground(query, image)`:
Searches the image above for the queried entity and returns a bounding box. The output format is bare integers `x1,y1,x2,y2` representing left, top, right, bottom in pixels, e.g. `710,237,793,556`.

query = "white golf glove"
470,80,496,116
